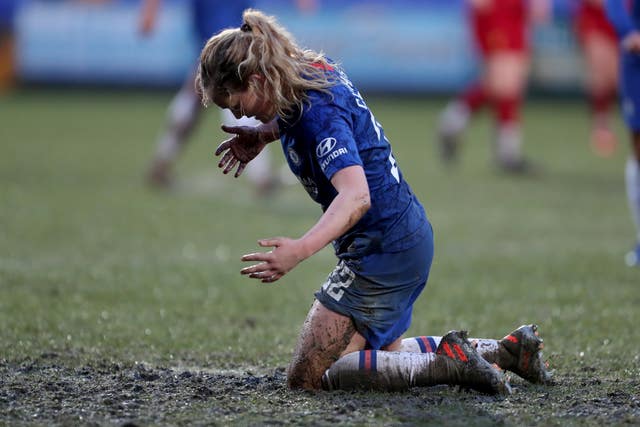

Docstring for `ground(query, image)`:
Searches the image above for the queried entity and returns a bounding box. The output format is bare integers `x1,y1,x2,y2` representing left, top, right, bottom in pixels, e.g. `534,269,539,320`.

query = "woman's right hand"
215,125,268,177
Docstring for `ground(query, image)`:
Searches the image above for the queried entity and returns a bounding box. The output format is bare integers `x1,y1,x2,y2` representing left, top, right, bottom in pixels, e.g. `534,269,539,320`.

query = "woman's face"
213,76,276,123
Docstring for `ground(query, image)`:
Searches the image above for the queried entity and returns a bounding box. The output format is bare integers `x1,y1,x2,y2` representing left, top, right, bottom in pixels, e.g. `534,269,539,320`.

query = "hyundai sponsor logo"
320,147,348,172
316,137,337,158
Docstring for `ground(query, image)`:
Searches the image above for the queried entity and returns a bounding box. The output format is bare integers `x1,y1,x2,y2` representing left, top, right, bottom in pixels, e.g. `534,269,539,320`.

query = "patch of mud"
1,353,638,426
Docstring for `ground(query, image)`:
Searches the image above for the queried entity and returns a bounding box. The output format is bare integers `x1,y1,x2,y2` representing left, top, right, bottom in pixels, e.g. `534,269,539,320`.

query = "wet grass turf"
1,88,639,426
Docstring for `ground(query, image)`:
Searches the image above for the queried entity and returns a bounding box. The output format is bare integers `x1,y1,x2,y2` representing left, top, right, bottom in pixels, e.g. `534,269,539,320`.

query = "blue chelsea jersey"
277,65,429,256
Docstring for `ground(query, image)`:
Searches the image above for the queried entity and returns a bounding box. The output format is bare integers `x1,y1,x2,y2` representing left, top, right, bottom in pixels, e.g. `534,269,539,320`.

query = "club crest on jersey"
316,137,337,158
288,147,300,166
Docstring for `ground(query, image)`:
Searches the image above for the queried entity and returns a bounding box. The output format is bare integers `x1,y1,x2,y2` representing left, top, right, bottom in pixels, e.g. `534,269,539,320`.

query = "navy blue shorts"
621,54,640,132
315,224,434,350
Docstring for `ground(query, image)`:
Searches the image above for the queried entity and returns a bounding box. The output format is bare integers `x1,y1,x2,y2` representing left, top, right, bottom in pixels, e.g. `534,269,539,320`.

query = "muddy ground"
1,352,639,426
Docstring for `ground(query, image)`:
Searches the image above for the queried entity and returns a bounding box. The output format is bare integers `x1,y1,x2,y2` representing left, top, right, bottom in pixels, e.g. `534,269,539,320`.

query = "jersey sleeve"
605,0,636,38
301,98,363,182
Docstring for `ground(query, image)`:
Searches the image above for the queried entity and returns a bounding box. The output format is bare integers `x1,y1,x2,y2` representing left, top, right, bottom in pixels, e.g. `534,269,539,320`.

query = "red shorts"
574,2,618,45
471,0,529,56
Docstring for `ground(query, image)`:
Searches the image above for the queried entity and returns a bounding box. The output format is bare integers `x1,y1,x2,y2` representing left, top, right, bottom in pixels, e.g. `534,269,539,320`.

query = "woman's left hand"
240,237,307,283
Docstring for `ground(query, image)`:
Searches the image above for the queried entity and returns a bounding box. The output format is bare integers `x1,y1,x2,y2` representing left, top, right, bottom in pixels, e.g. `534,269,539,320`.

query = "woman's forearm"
297,166,371,260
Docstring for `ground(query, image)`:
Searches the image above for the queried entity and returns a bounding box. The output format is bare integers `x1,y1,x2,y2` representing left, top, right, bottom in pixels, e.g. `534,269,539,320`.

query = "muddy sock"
322,350,491,392
400,336,500,365
400,327,552,386
399,335,439,353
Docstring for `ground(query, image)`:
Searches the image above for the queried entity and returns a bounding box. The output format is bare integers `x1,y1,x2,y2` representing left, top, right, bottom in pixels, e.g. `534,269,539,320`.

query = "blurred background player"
605,0,640,266
140,0,278,193
0,0,16,93
436,0,550,173
573,0,620,157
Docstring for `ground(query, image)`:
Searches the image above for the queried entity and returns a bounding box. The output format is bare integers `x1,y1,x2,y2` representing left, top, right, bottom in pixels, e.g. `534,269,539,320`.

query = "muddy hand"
214,125,266,178
240,238,304,283
215,138,247,177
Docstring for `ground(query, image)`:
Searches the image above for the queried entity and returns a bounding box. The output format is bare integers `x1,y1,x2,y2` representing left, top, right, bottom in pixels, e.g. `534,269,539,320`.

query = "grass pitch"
0,88,638,426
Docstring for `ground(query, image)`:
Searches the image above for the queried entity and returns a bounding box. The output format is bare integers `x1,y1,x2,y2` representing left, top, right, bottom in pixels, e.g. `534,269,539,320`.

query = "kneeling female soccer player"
198,8,550,392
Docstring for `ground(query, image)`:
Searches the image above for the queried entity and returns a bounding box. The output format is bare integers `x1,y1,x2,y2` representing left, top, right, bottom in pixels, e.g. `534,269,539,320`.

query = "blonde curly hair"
196,9,334,121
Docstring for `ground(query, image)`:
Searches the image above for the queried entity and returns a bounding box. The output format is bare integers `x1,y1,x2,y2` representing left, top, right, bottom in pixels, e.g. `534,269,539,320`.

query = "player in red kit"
437,0,550,173
574,0,620,157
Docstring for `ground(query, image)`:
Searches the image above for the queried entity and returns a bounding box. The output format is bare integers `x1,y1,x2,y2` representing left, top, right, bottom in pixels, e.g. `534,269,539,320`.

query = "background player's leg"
147,81,201,187
436,82,488,163
486,52,530,173
583,33,619,157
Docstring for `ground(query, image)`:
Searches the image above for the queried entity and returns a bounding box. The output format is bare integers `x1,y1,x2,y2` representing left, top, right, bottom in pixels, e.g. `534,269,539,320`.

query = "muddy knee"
286,356,325,390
